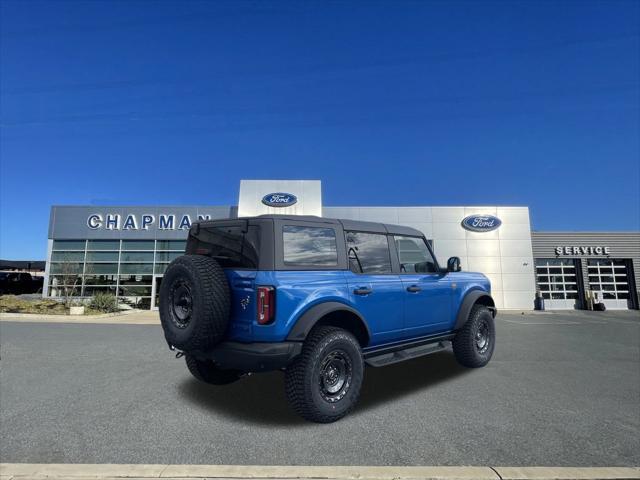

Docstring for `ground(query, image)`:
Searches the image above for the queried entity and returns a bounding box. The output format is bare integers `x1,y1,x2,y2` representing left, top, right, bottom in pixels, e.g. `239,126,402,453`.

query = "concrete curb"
0,310,159,324
1,464,638,480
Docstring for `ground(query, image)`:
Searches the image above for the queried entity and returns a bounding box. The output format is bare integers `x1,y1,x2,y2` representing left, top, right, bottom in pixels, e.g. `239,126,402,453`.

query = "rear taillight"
257,286,275,325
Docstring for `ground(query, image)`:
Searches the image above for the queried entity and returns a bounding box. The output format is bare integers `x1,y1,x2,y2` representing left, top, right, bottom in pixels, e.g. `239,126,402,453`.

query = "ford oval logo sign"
261,192,298,207
461,214,502,232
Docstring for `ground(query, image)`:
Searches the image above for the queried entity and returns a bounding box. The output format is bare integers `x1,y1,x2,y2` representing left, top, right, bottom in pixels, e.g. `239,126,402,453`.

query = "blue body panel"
343,271,405,345
225,268,491,346
399,272,453,337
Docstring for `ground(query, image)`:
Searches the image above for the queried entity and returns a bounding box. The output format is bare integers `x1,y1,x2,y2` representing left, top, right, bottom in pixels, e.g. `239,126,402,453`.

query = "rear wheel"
285,326,364,423
452,305,495,368
185,355,242,385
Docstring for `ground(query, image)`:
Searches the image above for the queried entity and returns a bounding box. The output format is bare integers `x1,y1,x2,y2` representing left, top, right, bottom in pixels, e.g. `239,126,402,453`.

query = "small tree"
52,254,83,307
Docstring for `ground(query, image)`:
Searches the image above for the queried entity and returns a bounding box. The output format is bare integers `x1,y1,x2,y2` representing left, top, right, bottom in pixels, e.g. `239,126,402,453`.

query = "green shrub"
89,293,119,313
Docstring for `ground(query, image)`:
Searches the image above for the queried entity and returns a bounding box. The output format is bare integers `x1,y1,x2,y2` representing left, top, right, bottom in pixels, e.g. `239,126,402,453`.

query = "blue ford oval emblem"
261,192,298,207
461,214,502,232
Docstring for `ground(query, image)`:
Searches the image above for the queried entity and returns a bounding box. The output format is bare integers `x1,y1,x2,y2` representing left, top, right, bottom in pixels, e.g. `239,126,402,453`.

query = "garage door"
587,259,631,310
535,258,580,309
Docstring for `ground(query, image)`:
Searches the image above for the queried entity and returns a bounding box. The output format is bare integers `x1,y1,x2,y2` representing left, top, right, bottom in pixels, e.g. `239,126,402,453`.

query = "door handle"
406,285,422,293
353,287,372,296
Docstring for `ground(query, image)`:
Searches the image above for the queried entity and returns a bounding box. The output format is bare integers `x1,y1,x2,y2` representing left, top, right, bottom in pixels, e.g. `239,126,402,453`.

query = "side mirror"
447,256,461,272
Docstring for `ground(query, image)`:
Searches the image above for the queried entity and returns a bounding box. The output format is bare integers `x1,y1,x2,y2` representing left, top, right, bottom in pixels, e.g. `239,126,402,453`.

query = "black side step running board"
364,341,449,368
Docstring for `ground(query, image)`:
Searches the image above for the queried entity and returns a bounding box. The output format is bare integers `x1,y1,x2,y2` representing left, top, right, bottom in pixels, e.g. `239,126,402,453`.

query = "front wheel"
452,305,495,368
185,355,242,385
285,326,364,423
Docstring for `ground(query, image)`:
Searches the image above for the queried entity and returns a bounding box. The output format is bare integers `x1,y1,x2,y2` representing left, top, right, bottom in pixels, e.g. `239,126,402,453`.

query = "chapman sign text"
87,213,211,231
555,246,611,256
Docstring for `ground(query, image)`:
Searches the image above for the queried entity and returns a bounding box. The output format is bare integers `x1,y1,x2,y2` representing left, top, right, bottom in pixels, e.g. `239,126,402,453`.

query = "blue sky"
1,0,638,260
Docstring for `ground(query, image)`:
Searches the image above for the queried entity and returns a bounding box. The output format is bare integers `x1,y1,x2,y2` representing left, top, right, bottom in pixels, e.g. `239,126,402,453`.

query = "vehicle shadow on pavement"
356,351,470,413
179,351,468,426
179,372,304,426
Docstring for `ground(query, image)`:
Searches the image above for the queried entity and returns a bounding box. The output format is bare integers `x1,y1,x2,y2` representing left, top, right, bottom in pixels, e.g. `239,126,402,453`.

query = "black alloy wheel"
170,279,193,329
318,349,353,403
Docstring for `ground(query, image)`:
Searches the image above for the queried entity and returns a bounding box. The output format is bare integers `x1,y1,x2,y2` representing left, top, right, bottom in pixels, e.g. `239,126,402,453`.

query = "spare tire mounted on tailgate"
159,255,230,351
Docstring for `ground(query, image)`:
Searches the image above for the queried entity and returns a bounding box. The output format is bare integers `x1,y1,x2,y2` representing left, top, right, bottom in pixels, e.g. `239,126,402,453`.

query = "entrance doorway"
151,275,163,310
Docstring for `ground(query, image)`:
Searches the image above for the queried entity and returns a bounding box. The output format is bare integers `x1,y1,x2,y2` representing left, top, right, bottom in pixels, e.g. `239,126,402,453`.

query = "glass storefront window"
122,240,155,250
53,240,86,251
50,262,83,274
119,285,152,296
49,275,82,286
85,263,118,274
156,240,186,251
154,263,169,274
155,251,182,262
51,251,85,262
119,263,153,274
120,251,154,263
86,251,119,262
84,286,117,296
119,274,153,285
84,275,117,285
87,240,120,250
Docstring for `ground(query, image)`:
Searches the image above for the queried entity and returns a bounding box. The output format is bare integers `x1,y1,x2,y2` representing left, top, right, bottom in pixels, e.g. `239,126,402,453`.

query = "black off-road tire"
452,305,495,368
285,326,364,423
185,355,242,385
159,255,230,351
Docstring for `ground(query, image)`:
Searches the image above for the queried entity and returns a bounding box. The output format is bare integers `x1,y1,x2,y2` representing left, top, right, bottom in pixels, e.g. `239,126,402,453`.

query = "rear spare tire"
159,255,230,351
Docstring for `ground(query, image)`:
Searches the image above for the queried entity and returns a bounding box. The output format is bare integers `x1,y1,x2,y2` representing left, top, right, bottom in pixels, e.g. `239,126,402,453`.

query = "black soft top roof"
198,214,425,237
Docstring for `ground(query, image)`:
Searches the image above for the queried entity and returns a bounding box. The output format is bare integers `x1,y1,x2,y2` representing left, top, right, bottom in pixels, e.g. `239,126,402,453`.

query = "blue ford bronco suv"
159,215,496,423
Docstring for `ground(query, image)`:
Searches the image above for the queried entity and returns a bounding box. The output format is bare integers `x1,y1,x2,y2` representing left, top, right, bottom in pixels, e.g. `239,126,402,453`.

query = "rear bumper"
193,341,303,372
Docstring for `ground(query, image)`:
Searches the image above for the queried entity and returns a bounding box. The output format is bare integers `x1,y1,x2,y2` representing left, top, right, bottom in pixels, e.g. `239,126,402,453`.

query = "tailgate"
225,269,257,339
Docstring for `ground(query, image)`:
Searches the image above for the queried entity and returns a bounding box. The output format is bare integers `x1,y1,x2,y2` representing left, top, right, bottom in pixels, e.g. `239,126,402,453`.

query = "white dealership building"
44,180,639,311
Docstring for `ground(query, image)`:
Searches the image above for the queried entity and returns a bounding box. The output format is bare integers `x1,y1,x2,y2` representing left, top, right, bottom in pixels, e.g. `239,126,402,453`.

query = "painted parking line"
498,318,581,325
498,316,639,326
1,464,638,480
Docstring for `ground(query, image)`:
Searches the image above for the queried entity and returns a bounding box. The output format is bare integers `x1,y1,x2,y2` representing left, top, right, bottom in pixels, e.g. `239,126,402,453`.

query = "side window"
394,236,438,273
345,231,392,274
283,225,338,266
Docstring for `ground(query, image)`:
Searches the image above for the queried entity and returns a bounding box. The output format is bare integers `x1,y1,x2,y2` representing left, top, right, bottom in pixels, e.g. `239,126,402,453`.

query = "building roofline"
532,231,640,234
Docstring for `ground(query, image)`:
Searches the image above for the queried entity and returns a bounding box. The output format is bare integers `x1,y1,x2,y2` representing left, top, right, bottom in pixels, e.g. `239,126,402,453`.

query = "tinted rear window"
187,223,260,269
282,225,338,266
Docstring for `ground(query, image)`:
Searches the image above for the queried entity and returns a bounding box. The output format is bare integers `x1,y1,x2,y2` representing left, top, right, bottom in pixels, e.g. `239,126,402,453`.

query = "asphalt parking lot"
1,311,638,467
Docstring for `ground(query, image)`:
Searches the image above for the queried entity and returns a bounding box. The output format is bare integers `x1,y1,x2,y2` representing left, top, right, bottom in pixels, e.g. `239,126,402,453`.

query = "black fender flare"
286,301,371,342
454,291,496,330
